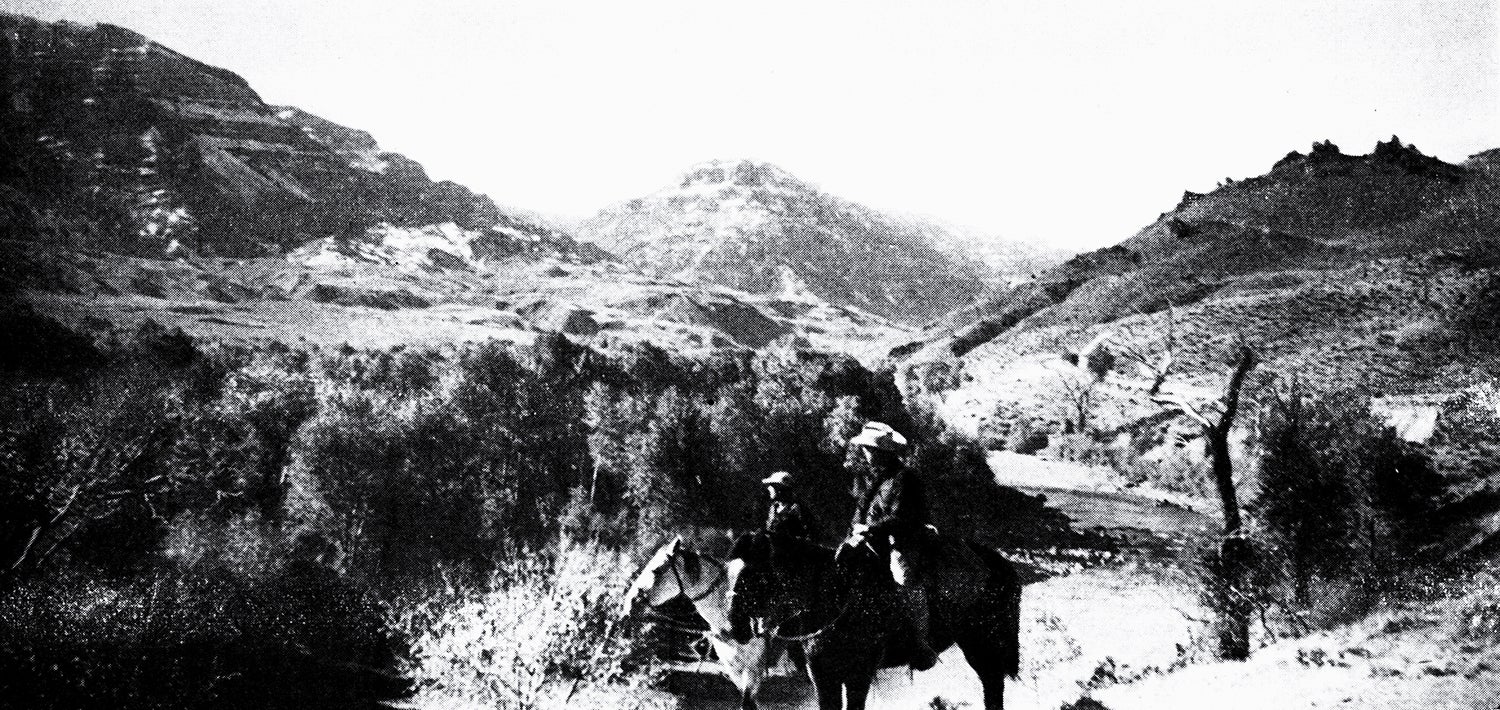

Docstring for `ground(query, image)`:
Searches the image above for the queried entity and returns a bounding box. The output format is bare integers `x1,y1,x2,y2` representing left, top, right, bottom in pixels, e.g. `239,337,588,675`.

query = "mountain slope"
896,137,1500,553
913,137,1498,365
576,159,1010,324
0,13,559,258
0,15,913,359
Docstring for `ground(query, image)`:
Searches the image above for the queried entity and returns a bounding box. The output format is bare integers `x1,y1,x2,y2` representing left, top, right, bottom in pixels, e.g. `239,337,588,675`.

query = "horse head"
621,535,700,619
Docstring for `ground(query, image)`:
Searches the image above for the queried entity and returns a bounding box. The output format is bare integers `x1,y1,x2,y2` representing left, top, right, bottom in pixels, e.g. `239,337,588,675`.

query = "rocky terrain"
0,14,547,257
576,159,1056,324
910,137,1499,369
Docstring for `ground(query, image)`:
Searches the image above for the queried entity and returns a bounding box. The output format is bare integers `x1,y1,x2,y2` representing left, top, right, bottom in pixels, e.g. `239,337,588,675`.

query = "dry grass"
389,542,670,710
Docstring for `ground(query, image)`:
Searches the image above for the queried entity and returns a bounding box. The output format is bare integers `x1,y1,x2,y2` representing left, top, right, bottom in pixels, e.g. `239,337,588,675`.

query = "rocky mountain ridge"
0,13,578,261
895,136,1500,552
576,158,1054,324
913,137,1498,364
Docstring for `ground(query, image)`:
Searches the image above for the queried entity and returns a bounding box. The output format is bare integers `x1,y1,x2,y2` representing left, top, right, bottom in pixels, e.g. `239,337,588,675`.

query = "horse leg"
843,673,872,710
737,640,768,710
807,656,846,710
958,636,1009,710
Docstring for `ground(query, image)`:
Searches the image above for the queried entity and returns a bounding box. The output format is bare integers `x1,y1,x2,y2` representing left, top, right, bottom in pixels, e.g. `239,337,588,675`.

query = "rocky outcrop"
903,136,1488,360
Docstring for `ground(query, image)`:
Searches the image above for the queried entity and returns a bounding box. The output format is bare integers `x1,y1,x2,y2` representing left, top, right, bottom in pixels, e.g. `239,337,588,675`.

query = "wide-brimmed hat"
760,471,793,487
849,422,907,452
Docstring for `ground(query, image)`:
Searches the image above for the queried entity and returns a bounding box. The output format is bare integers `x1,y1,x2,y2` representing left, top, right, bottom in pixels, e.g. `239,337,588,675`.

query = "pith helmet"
760,471,794,487
849,422,907,452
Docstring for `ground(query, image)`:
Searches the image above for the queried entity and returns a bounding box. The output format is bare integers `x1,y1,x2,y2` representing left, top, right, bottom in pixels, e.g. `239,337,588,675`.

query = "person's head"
862,447,903,471
761,471,793,500
850,422,907,471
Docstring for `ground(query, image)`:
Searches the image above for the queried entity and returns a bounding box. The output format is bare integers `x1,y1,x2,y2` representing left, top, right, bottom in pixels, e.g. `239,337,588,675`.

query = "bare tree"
1151,343,1259,660
1115,303,1178,397
1050,331,1114,434
1152,344,1258,534
0,379,175,579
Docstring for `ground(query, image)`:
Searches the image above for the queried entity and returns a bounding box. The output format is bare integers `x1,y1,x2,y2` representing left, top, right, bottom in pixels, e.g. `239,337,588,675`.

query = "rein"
758,545,861,643
766,594,855,642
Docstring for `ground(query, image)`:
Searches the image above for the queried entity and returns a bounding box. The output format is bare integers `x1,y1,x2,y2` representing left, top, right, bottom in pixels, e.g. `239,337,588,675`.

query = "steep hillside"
0,14,554,257
576,159,1018,324
899,137,1500,551
911,137,1500,369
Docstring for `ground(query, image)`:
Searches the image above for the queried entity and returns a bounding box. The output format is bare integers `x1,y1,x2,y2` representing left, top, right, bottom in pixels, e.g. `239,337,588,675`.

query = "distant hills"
576,159,1059,324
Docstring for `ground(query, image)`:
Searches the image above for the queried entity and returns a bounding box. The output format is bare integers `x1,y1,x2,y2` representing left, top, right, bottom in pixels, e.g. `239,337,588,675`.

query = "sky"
6,0,1498,250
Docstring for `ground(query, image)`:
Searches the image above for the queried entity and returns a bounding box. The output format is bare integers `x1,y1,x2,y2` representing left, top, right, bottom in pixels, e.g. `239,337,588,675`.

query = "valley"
2,8,1499,710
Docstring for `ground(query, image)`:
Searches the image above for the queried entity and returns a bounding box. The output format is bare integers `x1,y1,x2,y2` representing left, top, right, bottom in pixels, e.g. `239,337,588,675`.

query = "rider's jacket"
852,465,929,543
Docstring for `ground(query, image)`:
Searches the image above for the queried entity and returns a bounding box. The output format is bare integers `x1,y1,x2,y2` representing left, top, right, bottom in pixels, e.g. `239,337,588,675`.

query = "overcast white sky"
6,0,1498,250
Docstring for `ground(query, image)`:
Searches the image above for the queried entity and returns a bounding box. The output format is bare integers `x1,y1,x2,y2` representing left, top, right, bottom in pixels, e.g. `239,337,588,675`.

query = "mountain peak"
578,159,1000,324
677,159,807,192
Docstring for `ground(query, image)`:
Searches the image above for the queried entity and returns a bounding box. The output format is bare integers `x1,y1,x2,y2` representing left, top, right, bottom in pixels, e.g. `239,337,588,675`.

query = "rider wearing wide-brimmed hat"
848,421,938,671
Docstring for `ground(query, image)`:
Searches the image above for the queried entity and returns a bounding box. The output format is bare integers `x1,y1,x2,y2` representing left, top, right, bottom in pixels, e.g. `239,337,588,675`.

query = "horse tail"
968,542,1022,679
999,571,1021,678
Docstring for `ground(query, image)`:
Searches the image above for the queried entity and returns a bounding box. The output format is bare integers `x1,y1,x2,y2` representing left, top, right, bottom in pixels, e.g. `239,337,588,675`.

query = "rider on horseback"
762,471,817,542
848,421,939,672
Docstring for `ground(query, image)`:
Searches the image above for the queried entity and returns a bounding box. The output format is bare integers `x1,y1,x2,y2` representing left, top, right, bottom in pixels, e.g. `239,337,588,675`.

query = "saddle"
840,529,992,599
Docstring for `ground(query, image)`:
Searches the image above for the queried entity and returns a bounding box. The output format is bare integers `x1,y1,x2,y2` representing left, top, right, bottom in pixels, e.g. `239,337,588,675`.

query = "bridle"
669,549,728,603
639,547,732,634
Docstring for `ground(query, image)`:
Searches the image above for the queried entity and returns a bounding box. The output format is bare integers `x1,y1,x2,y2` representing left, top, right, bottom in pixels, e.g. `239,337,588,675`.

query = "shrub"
1252,384,1442,607
301,391,509,575
0,300,106,375
0,560,407,710
0,372,177,579
391,542,658,710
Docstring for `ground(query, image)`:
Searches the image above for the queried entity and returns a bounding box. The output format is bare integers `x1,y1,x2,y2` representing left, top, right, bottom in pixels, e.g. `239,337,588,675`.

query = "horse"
727,532,1021,710
621,535,790,710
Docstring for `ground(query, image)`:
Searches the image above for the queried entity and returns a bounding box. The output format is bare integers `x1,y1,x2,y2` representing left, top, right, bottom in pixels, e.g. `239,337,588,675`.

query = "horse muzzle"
620,591,644,620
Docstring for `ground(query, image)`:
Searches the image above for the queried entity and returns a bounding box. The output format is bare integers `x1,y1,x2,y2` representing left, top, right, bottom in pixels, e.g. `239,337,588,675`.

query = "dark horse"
727,532,1021,710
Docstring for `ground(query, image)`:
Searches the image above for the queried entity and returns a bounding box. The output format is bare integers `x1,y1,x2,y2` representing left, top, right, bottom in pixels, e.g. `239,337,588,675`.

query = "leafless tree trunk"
1,418,174,580
1153,344,1259,659
1116,303,1177,397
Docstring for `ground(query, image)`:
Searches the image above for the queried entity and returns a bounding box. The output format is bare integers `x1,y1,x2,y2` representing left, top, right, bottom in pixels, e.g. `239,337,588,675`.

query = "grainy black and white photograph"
0,1,1497,708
